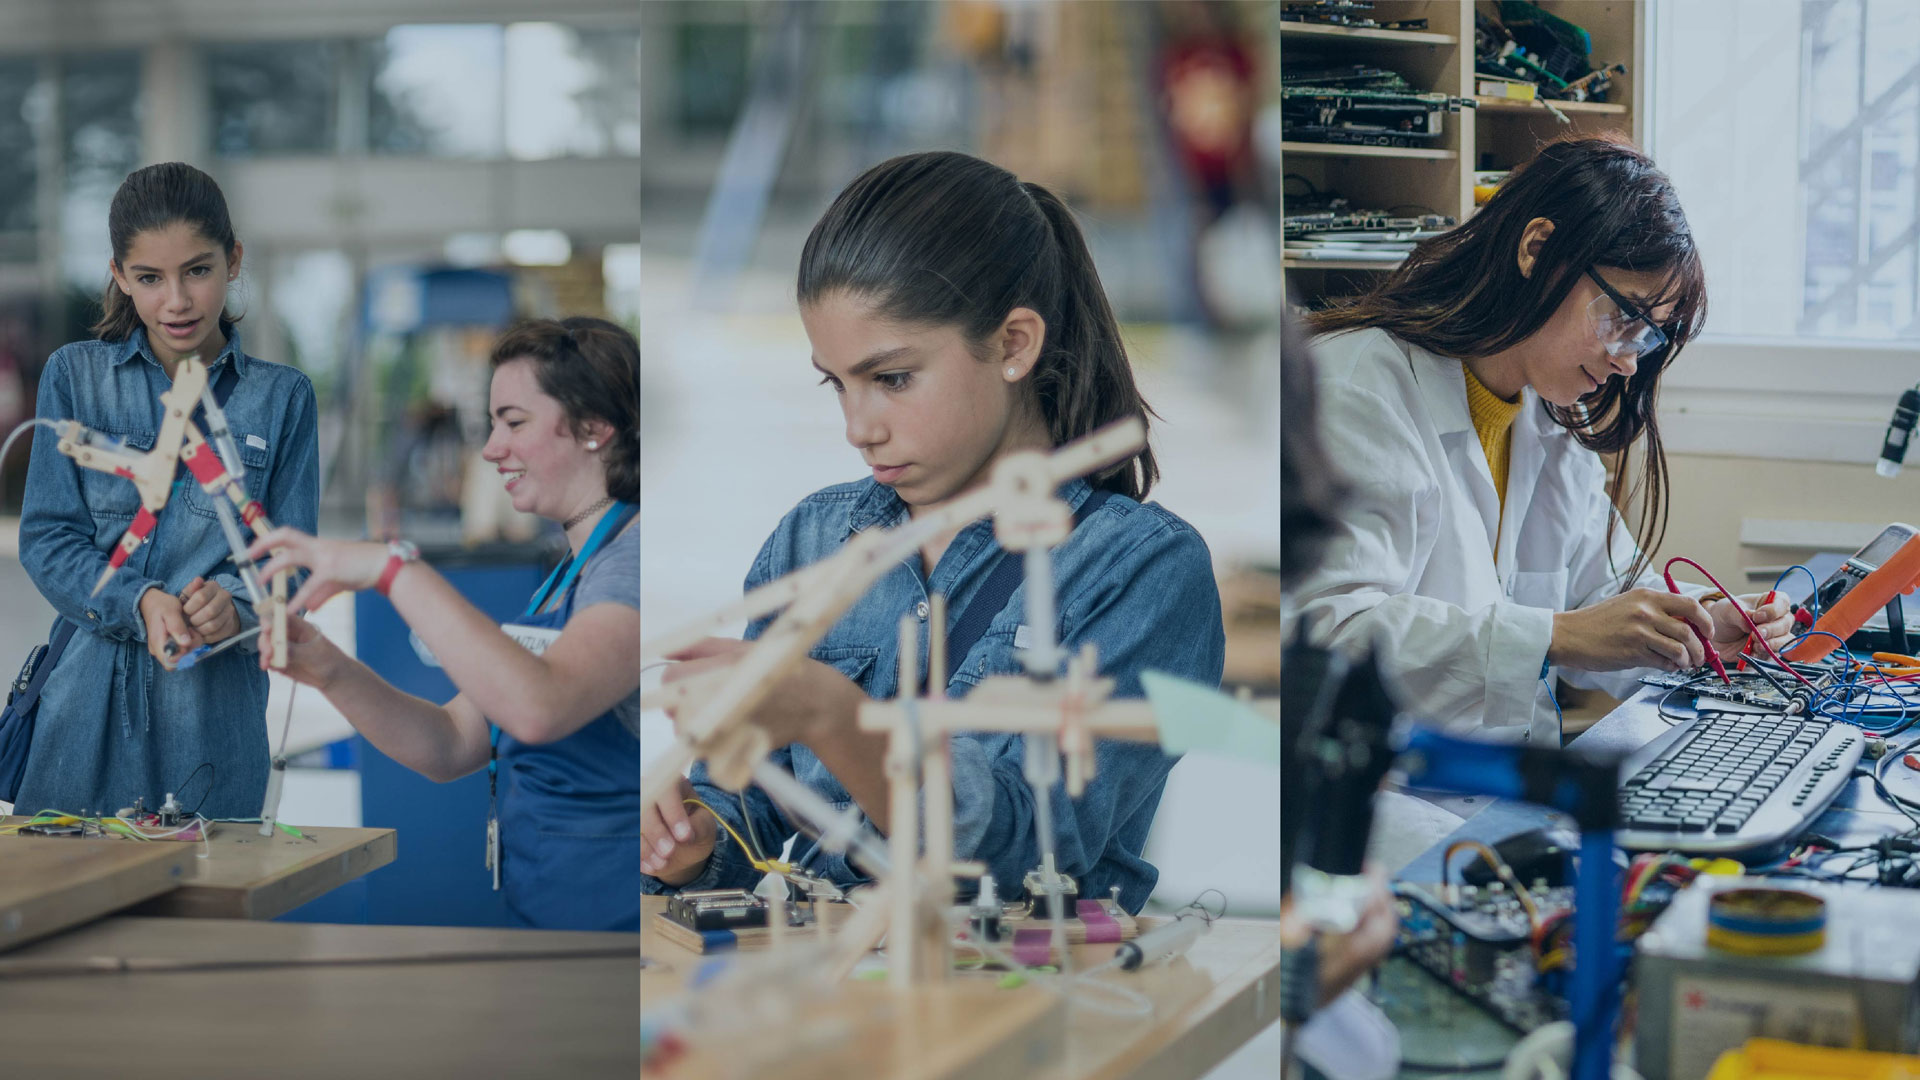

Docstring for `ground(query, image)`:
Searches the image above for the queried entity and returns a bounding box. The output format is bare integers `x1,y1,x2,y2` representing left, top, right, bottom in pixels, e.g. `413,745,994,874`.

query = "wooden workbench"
640,895,1282,1080
136,823,396,919
0,916,640,1078
1,817,396,921
0,837,193,953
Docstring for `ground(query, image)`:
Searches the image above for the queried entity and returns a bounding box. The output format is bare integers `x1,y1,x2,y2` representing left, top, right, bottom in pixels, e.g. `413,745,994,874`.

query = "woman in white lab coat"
1292,134,1796,742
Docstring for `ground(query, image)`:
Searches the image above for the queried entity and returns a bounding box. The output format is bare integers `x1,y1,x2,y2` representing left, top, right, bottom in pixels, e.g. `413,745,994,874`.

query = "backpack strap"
9,617,76,713
935,489,1114,690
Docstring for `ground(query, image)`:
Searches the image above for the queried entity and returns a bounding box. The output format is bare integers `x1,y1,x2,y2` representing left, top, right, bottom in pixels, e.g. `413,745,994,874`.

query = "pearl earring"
586,440,600,451
1006,366,1018,378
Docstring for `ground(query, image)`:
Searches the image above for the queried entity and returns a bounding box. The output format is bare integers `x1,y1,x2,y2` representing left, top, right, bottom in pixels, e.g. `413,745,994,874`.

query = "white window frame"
1644,0,1920,464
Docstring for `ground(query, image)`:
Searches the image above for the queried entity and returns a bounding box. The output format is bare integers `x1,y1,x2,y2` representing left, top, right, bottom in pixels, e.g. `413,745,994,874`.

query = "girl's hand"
139,588,200,669
256,612,345,689
1549,587,1715,672
1708,592,1796,661
180,576,239,643
247,527,389,614
642,776,717,884
664,637,865,748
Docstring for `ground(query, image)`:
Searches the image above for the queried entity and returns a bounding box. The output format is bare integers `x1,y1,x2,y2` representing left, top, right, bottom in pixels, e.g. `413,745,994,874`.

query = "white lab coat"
1294,328,1678,743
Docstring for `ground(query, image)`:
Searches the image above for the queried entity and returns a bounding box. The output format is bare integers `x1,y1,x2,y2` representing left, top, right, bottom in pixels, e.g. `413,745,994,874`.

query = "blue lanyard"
491,501,636,761
523,501,635,618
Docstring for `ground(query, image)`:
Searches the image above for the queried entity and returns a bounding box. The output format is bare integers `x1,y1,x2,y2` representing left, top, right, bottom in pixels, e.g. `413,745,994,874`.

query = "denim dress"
642,476,1226,914
14,326,319,819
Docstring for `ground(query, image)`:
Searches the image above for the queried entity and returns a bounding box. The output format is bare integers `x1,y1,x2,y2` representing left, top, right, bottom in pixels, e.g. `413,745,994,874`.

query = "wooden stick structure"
53,355,291,668
644,417,1283,988
639,417,1147,811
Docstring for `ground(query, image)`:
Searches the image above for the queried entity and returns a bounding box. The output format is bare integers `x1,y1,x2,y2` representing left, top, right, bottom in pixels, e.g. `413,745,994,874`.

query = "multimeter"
1808,522,1917,650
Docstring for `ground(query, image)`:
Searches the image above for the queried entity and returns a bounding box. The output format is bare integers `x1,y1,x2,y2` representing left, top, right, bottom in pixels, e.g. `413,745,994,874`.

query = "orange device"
1785,531,1920,662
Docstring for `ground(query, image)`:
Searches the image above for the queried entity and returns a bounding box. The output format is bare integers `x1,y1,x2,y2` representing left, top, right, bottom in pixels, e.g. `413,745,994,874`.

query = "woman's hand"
663,638,866,748
1280,867,1399,1008
247,527,389,614
642,776,717,884
256,612,346,689
180,576,239,643
1707,592,1796,661
1549,587,1715,672
139,587,200,668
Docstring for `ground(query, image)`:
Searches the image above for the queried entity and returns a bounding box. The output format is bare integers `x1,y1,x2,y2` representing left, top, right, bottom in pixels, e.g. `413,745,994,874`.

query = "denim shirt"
14,325,319,818
643,476,1225,914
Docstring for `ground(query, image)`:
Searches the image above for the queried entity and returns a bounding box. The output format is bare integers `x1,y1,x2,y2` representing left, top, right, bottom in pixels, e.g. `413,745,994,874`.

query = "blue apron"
489,502,639,931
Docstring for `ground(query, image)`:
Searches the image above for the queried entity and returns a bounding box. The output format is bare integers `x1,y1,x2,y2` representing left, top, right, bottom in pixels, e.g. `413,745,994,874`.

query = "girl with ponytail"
642,151,1225,915
16,161,319,819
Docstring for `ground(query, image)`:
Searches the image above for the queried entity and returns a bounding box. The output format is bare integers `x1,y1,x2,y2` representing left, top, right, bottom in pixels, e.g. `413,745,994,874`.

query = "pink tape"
1011,928,1052,966
1077,900,1122,943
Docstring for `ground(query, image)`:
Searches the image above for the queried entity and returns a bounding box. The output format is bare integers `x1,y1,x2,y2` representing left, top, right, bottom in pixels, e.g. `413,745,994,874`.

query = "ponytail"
798,152,1158,499
1019,182,1159,499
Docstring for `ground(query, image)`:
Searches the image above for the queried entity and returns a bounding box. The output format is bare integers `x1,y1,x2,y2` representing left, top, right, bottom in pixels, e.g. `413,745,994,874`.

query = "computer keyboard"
1615,709,1864,855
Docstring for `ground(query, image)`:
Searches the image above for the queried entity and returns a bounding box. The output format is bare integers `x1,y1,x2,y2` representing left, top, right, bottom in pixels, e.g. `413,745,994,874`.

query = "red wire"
1664,557,1820,693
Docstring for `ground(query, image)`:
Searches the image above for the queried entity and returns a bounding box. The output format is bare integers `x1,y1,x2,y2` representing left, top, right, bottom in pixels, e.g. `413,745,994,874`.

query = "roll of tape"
1707,887,1826,955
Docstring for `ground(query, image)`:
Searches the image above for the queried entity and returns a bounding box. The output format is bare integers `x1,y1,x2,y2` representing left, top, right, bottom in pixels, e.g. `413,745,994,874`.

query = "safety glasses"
1585,268,1669,360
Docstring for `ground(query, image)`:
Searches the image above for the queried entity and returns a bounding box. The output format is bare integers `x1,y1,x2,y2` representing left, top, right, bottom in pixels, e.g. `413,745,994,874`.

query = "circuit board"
1638,670,1794,710
1391,881,1572,1034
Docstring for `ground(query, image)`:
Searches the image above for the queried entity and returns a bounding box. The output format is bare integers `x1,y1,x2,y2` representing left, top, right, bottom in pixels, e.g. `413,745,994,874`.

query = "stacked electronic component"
1284,207,1455,265
1280,65,1474,149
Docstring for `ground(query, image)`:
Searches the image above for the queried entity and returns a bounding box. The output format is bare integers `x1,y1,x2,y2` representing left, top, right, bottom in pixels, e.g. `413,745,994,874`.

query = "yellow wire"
682,797,791,876
1444,839,1543,932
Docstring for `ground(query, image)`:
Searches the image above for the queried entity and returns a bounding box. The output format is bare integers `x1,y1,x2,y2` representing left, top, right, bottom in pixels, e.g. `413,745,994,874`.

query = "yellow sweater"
1463,367,1523,509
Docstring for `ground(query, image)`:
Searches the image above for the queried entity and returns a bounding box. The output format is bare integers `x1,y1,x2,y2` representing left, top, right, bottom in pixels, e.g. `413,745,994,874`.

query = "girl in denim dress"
643,152,1227,915
13,162,319,818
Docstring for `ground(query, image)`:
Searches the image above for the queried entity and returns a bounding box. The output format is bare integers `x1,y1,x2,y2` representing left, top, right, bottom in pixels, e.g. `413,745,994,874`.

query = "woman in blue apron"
246,317,641,931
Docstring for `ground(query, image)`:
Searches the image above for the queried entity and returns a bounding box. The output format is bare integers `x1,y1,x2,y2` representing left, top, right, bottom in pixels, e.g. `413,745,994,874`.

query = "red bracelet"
376,541,419,597
376,554,405,597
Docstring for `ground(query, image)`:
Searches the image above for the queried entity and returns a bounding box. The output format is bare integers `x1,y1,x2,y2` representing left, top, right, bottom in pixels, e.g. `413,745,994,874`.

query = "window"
672,18,750,136
369,24,505,158
1655,0,1920,340
0,61,38,236
504,23,641,159
1651,0,1920,462
59,52,141,288
207,42,340,157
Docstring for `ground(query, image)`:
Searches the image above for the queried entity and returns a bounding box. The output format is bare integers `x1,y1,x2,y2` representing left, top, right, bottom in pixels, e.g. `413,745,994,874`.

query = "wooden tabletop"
0,916,640,1078
133,822,397,919
640,895,1281,1080
0,836,193,954
1,817,397,920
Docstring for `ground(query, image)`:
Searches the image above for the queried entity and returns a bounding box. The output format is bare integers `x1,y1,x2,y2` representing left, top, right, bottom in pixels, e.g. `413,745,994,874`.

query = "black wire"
1184,888,1228,924
1655,676,1719,725
1738,653,1795,700
177,762,216,817
1401,1055,1514,1073
1862,763,1920,833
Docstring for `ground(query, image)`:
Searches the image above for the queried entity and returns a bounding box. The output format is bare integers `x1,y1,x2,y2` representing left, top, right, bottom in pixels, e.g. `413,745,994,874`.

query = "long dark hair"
1307,133,1706,585
490,316,639,503
93,162,241,343
797,151,1159,500
1281,305,1347,588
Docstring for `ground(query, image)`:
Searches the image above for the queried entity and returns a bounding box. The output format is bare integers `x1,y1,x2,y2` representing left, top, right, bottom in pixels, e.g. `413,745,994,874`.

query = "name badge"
409,625,563,668
501,623,563,656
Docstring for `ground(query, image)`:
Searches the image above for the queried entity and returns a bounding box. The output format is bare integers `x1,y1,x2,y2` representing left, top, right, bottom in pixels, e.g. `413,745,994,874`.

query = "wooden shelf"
1280,21,1457,46
1283,258,1404,271
1472,96,1629,115
1280,141,1457,160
